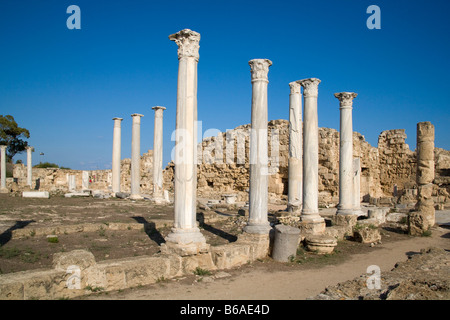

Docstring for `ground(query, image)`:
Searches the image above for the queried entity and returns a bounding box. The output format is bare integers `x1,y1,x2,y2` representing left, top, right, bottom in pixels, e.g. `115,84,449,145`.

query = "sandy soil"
83,227,449,300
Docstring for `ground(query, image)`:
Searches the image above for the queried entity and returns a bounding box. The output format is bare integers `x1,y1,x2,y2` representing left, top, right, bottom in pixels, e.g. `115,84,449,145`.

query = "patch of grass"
85,285,104,293
193,267,211,276
47,236,59,243
421,230,432,237
0,247,21,259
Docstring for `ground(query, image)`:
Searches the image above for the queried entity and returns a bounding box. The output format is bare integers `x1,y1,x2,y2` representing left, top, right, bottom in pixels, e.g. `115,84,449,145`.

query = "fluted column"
287,81,302,214
26,146,33,188
112,117,123,194
0,145,7,192
130,114,143,200
244,58,273,235
152,106,166,203
335,92,358,215
165,29,207,249
299,78,325,232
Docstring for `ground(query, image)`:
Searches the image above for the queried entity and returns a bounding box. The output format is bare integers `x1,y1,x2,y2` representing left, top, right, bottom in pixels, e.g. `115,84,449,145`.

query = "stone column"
287,81,302,214
299,78,325,233
353,157,363,215
335,92,358,215
26,146,33,188
130,113,144,200
111,117,123,194
409,122,435,235
165,29,207,252
0,145,7,192
244,58,273,235
152,106,166,203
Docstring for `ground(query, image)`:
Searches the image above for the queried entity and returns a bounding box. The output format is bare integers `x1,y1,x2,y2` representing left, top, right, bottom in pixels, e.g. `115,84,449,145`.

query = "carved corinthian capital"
289,81,301,95
169,29,200,61
298,78,321,98
249,59,272,83
334,92,358,108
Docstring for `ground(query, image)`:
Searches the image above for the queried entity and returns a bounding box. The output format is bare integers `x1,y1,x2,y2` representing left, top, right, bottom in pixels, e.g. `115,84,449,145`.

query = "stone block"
353,225,381,244
22,191,49,198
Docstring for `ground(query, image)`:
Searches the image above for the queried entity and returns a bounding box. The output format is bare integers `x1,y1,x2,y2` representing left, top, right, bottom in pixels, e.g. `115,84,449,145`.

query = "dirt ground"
0,193,449,300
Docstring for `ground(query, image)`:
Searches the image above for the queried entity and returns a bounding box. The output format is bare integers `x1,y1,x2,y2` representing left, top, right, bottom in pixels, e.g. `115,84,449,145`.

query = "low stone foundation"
0,233,270,300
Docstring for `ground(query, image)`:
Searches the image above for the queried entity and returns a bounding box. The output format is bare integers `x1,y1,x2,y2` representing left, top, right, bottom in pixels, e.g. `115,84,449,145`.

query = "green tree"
0,115,30,161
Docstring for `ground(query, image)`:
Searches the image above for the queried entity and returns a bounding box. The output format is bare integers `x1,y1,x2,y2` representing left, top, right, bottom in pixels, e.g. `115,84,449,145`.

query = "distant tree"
0,115,30,162
34,162,59,168
15,159,23,164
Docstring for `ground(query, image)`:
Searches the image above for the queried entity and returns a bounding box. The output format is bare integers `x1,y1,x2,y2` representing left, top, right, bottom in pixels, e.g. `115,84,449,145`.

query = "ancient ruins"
0,29,449,300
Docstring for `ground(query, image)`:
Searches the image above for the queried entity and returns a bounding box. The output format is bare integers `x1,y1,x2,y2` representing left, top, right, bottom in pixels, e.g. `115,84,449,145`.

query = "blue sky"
1,0,449,170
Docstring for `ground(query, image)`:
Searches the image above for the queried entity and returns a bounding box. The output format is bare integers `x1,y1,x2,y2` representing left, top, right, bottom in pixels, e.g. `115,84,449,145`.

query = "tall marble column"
287,81,302,214
165,29,207,250
26,146,33,188
130,114,143,200
353,157,363,215
152,106,166,203
0,145,7,192
299,78,325,232
335,92,358,215
244,58,273,235
111,117,123,194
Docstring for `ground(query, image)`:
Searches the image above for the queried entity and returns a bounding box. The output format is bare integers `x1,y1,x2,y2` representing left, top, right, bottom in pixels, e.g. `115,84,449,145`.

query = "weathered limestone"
152,106,167,204
335,92,358,215
244,59,273,235
304,235,337,254
130,113,144,200
409,122,436,235
287,81,302,214
0,145,7,192
68,174,76,191
82,171,89,190
22,191,49,198
26,146,33,188
164,29,208,253
271,224,301,262
299,78,325,233
111,117,123,194
353,158,363,215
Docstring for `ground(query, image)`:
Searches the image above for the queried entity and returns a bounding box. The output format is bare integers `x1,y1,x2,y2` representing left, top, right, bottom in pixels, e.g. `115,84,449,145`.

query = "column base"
336,207,357,215
0,188,8,194
153,196,169,205
165,227,208,255
243,222,272,235
287,201,302,216
299,214,326,235
352,208,365,216
129,194,144,200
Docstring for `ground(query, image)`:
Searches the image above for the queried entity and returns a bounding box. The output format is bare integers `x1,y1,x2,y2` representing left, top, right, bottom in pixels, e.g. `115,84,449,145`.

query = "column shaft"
299,79,322,223
244,59,272,235
0,146,6,191
353,157,363,215
112,118,123,194
152,106,166,202
130,114,143,200
288,81,302,214
26,147,33,188
335,92,358,215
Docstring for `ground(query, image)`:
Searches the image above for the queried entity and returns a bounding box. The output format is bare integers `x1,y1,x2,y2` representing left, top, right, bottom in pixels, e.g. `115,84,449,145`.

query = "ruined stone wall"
11,150,155,195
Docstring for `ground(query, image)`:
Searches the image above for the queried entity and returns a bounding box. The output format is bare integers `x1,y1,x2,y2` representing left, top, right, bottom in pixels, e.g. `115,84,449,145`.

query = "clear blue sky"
1,0,449,170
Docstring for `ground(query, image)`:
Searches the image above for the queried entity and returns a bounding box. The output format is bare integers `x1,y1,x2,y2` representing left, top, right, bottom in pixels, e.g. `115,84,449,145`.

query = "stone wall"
9,120,450,206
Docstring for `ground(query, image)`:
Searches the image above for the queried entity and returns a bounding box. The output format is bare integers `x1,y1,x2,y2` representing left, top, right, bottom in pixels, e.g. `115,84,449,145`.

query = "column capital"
289,81,301,95
249,59,272,83
334,92,357,108
169,29,200,61
0,145,6,151
112,117,123,121
26,146,34,151
152,106,166,111
298,78,321,98
131,113,144,118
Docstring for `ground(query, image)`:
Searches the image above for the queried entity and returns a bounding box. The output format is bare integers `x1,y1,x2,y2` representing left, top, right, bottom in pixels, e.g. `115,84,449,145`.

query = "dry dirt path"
84,226,449,300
